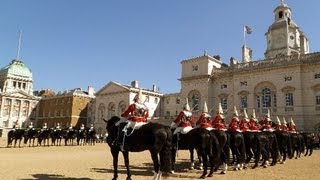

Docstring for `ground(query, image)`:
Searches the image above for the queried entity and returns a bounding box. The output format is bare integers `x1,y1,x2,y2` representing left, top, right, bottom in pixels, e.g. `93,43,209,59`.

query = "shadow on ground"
20,174,91,180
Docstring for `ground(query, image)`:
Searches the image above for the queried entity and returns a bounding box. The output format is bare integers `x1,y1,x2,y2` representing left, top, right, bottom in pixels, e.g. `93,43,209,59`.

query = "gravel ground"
1,138,319,180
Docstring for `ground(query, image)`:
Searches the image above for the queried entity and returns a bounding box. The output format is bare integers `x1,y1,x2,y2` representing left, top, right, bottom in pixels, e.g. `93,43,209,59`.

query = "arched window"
108,102,116,119
188,90,201,111
118,101,126,115
98,103,106,122
262,88,271,108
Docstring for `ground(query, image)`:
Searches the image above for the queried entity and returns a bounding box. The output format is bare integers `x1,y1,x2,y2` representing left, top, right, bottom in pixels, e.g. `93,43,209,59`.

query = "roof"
0,59,32,78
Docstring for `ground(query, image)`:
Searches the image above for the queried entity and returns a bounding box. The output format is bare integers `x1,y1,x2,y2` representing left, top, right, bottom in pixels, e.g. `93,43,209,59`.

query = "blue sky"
0,0,319,94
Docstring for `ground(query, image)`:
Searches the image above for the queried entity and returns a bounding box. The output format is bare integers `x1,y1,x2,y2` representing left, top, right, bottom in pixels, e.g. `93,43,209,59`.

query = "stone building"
0,59,40,137
179,1,320,132
37,87,95,129
93,81,163,135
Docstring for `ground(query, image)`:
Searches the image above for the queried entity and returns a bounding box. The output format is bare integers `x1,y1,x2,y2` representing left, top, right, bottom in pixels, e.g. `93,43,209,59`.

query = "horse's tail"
160,126,172,174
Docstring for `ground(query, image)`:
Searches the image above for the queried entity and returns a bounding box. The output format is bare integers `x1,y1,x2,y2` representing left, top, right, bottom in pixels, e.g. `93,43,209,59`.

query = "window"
23,83,26,89
279,11,283,19
154,97,158,103
285,93,294,106
176,98,180,104
192,65,198,71
316,95,320,105
221,98,227,111
315,73,320,79
262,88,271,108
256,96,261,108
221,84,227,89
188,90,201,111
273,94,277,107
166,111,170,117
240,96,248,109
13,81,17,88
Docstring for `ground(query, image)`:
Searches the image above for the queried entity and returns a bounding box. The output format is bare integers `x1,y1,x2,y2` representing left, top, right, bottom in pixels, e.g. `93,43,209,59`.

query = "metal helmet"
265,109,271,118
134,89,144,104
243,108,249,119
183,98,191,111
233,106,239,117
203,101,208,113
283,117,287,125
276,116,281,125
217,103,223,114
290,118,295,125
251,109,257,119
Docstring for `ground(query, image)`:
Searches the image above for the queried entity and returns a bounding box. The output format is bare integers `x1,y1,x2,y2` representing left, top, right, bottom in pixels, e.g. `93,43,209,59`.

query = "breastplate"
133,107,146,117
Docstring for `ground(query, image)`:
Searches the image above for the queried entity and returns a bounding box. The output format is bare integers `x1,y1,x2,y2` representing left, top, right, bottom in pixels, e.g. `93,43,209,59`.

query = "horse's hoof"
170,170,175,174
200,175,206,179
126,177,132,180
263,165,267,168
220,171,226,174
208,173,213,177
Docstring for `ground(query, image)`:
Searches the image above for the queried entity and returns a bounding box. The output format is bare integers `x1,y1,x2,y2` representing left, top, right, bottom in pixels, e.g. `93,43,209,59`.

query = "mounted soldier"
282,117,288,131
288,118,297,133
196,101,213,131
115,89,149,150
41,123,48,132
68,124,74,131
261,109,274,132
28,122,34,130
248,109,260,132
212,103,227,131
80,124,85,130
89,124,94,131
171,98,194,134
229,106,241,132
55,123,61,131
239,108,250,132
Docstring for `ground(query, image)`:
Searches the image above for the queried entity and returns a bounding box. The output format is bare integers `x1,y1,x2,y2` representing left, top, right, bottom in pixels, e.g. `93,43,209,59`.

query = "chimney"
152,84,157,92
242,45,252,63
88,86,95,96
131,80,139,88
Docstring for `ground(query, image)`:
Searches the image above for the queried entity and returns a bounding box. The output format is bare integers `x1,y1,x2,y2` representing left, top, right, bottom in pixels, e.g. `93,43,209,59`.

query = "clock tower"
265,0,309,59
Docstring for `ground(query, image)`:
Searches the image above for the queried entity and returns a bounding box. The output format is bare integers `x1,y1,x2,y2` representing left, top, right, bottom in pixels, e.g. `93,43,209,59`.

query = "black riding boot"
115,127,125,150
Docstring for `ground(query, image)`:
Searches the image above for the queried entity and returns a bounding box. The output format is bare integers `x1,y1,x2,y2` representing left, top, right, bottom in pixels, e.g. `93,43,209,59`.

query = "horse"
104,116,172,180
290,133,303,159
211,129,229,174
171,127,219,179
274,130,292,163
86,128,97,145
77,129,87,146
226,130,246,170
38,128,52,146
64,129,77,146
7,129,25,148
300,132,315,156
24,128,39,147
51,129,64,146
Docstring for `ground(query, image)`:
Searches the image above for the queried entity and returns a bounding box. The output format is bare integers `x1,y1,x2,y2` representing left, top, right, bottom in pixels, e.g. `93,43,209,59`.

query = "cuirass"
182,115,191,122
133,107,146,117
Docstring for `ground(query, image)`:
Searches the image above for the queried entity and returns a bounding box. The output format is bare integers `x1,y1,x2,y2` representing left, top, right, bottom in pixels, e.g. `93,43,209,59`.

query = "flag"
244,25,252,34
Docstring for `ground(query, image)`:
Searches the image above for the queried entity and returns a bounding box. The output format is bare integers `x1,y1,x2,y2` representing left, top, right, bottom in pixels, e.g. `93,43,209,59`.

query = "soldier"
275,116,282,131
171,98,194,134
68,124,74,131
28,122,34,130
249,109,260,132
41,123,48,131
261,109,274,132
56,123,61,130
239,108,250,132
196,101,213,131
212,103,227,131
288,118,297,133
229,106,241,132
89,124,94,131
80,124,85,130
282,117,288,131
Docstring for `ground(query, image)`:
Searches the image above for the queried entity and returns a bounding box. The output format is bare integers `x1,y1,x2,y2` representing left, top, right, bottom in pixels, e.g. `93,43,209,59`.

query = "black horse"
7,129,25,148
211,130,229,174
301,132,315,156
24,128,39,147
290,133,304,159
86,128,97,145
171,127,219,179
104,116,172,180
64,129,77,146
77,129,87,146
51,129,64,146
38,129,52,146
274,130,292,163
227,131,246,170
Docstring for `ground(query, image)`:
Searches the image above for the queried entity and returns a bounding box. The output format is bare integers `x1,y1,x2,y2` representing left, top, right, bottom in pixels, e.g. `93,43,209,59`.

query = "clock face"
272,33,286,48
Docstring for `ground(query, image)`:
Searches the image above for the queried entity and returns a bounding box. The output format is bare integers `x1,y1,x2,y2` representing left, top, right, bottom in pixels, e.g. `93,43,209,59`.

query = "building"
37,87,95,129
93,81,163,135
179,1,320,132
0,59,40,137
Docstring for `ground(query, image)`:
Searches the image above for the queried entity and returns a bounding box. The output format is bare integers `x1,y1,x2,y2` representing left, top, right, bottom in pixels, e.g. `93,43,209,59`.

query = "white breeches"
173,126,193,134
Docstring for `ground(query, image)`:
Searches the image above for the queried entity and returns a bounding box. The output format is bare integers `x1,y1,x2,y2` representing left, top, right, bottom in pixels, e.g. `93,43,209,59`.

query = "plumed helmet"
233,106,239,117
134,89,144,104
217,103,223,114
283,117,287,125
203,101,208,113
276,116,281,125
184,98,191,111
251,109,256,119
290,118,295,125
243,108,248,119
265,109,270,118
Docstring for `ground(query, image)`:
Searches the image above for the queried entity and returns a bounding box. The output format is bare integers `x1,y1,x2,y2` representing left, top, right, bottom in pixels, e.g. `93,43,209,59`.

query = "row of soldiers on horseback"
106,89,315,179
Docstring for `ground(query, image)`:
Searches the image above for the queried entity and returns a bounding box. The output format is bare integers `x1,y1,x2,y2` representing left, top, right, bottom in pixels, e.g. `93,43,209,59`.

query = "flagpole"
243,25,246,47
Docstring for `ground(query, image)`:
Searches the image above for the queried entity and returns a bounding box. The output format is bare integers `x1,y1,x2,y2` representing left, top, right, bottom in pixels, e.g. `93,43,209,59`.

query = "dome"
0,59,32,78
